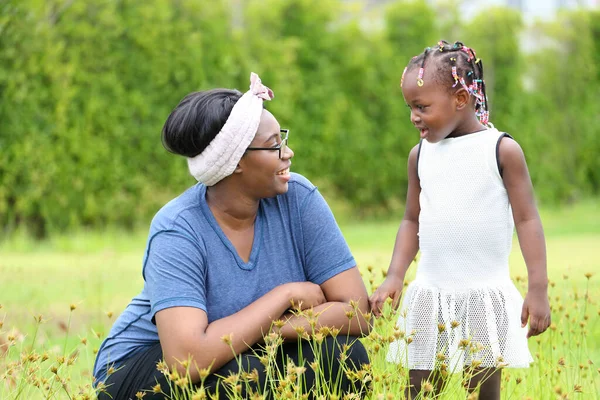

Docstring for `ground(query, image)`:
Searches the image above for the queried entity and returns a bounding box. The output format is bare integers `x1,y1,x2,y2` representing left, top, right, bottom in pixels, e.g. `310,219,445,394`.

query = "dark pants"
97,336,370,399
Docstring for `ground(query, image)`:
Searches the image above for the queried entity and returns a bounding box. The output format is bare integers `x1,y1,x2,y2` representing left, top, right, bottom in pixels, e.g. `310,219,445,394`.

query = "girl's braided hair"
401,40,490,125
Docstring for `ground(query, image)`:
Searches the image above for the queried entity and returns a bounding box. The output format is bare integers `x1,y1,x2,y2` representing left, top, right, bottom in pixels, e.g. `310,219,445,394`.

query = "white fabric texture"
388,129,533,370
187,72,273,186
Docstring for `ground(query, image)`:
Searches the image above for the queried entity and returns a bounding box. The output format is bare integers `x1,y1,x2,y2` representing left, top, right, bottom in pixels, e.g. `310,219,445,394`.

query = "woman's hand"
369,274,404,318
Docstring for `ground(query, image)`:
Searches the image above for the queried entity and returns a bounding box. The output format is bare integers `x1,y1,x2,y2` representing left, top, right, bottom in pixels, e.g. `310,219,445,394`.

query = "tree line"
0,0,598,237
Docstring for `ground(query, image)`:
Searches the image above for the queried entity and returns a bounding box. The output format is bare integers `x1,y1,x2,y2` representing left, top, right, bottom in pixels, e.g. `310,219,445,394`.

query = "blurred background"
1,0,598,240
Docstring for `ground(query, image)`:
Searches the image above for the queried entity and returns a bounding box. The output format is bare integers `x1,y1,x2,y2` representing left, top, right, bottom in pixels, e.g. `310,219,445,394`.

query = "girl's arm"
155,281,325,382
275,267,371,339
499,137,551,338
369,144,421,317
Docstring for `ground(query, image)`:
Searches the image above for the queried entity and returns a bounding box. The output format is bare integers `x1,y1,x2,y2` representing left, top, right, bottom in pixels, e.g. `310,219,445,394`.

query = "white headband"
187,72,274,186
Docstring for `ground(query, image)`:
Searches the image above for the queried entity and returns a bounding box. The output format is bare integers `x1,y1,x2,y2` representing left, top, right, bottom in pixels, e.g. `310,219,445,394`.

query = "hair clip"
401,67,407,87
452,66,459,87
417,67,424,86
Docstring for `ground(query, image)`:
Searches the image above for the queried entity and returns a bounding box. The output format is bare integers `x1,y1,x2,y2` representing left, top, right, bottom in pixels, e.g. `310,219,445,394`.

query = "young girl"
369,41,551,399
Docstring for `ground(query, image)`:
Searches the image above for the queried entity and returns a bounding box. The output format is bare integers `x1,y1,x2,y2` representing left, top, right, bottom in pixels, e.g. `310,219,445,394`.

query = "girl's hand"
369,275,404,318
521,289,551,338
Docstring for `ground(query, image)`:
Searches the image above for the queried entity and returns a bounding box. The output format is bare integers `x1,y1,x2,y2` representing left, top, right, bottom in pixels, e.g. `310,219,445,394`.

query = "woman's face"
238,109,294,198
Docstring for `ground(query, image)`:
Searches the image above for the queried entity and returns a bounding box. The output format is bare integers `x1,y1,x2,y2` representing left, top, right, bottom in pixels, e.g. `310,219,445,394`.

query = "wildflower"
198,367,211,379
156,360,169,375
422,380,434,392
345,310,356,320
175,377,188,388
135,391,146,399
222,373,239,386
294,326,306,336
574,384,583,393
554,385,562,394
152,384,161,393
168,369,179,382
437,323,446,333
106,311,113,319
584,272,593,279
515,377,522,384
313,332,324,344
221,333,233,345
191,389,207,400
318,326,331,336
558,357,566,366
70,304,77,311
450,320,460,329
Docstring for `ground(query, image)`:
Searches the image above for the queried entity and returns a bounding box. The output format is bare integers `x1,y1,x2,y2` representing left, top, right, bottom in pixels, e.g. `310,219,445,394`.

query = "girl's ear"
454,88,470,110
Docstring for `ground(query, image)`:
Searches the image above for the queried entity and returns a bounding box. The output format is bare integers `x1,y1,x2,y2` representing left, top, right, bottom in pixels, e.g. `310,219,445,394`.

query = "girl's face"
238,109,294,198
401,67,463,143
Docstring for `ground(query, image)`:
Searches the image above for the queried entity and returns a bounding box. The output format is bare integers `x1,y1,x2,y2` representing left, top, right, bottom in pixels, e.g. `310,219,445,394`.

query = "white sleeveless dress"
387,129,533,370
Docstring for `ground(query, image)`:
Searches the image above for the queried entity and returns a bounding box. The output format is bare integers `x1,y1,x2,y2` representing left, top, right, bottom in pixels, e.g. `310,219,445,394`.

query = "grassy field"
0,201,598,399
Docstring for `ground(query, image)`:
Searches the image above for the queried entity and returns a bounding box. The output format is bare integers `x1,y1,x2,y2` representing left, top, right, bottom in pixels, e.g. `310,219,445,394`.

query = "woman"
94,73,371,399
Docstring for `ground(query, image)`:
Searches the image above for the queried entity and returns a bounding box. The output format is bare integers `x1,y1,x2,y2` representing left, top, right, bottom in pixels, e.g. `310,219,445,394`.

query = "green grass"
0,201,599,399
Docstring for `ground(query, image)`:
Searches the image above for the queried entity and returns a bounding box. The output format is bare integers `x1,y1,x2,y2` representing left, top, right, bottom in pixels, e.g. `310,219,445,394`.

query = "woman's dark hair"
161,89,243,157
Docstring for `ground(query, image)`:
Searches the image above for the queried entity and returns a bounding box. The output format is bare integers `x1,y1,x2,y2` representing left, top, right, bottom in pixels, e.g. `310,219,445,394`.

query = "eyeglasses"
246,129,289,159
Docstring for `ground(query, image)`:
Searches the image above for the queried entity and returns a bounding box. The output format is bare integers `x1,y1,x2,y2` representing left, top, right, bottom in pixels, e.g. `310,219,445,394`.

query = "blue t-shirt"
93,173,356,384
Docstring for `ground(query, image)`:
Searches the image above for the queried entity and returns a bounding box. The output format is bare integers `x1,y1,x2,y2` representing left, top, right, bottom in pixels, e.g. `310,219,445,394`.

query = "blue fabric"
93,173,355,384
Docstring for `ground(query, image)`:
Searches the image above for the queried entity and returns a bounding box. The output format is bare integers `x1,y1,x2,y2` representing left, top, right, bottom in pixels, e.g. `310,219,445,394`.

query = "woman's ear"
455,88,470,110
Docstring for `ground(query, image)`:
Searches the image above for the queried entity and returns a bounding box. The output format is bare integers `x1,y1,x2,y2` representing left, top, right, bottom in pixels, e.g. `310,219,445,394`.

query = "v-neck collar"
198,185,262,270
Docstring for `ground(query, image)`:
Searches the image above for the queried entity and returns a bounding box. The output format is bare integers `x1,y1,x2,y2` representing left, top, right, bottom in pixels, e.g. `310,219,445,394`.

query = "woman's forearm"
277,299,371,340
168,285,295,381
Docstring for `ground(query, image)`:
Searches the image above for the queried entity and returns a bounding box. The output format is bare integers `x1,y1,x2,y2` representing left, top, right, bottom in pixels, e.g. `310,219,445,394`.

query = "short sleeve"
143,230,207,322
300,189,356,284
